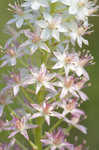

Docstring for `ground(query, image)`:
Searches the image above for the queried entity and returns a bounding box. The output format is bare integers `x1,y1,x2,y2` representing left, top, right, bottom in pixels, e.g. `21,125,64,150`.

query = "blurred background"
0,1,99,150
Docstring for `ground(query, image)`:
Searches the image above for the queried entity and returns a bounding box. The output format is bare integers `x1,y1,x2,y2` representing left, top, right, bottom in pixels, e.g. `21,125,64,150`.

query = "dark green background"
0,1,99,149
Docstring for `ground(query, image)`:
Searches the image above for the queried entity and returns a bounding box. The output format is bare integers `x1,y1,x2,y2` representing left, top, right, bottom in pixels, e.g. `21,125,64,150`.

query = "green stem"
21,87,34,104
50,119,63,133
16,139,28,150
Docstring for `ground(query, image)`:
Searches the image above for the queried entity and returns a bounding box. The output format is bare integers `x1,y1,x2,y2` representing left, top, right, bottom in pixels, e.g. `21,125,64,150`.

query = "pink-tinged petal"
0,105,4,117
53,62,63,69
46,73,56,81
31,104,41,111
31,113,42,119
51,146,56,150
44,82,56,92
20,40,31,48
41,139,51,145
39,43,50,53
78,91,88,101
13,85,19,96
51,111,62,119
45,115,50,125
74,124,87,134
72,109,85,116
24,30,34,39
36,83,42,94
8,131,19,138
0,60,8,68
25,124,38,130
60,88,68,99
65,142,74,150
21,130,29,140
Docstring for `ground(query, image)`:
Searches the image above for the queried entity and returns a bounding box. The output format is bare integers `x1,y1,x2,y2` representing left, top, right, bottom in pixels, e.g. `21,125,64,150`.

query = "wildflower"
6,69,30,96
37,13,67,41
0,45,23,67
31,101,61,125
20,29,50,55
72,50,94,79
4,114,37,140
68,0,98,20
52,49,79,76
7,2,34,28
41,128,73,150
57,98,84,116
28,64,56,94
64,112,87,134
54,75,79,99
65,21,89,47
22,0,49,10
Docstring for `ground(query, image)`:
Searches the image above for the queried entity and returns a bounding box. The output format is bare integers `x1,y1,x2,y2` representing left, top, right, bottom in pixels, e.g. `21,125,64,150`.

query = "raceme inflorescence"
0,0,98,150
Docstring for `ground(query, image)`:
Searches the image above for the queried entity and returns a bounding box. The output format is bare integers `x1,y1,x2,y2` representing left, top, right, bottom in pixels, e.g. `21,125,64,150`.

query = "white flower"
31,101,61,125
20,29,50,55
52,48,79,76
7,3,34,28
37,13,67,41
68,0,97,20
28,64,56,94
22,0,49,10
65,21,88,47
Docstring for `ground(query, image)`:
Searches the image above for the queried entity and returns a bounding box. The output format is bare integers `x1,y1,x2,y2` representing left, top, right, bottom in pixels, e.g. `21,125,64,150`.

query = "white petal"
52,62,63,69
41,29,51,40
37,20,48,28
31,1,40,10
36,83,42,94
39,43,50,53
52,30,60,41
13,85,19,96
16,18,24,28
10,57,16,66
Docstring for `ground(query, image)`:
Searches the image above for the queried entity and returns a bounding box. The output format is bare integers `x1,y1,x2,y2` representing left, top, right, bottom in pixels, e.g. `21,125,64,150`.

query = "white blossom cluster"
0,0,98,150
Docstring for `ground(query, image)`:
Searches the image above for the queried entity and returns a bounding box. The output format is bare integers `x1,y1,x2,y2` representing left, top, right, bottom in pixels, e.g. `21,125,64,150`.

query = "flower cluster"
0,0,98,150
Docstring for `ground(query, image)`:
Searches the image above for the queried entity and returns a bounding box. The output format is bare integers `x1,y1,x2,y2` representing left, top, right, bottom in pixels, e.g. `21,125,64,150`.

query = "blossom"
72,50,94,79
41,128,73,150
54,75,88,100
52,49,79,76
37,13,67,41
31,101,61,125
4,114,37,140
68,0,98,20
22,0,49,10
65,21,89,47
6,69,31,96
28,64,56,94
20,29,50,55
7,3,33,28
0,45,24,67
57,98,84,116
54,75,78,99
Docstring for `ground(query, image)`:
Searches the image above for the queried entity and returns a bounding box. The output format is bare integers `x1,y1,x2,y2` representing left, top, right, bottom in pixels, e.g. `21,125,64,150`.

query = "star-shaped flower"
4,114,37,140
31,101,61,125
41,128,73,150
28,64,56,94
37,13,67,41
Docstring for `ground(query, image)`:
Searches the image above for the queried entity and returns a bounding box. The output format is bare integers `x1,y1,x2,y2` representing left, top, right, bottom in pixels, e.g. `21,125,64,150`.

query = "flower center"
64,78,74,88
15,119,23,130
7,49,16,57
